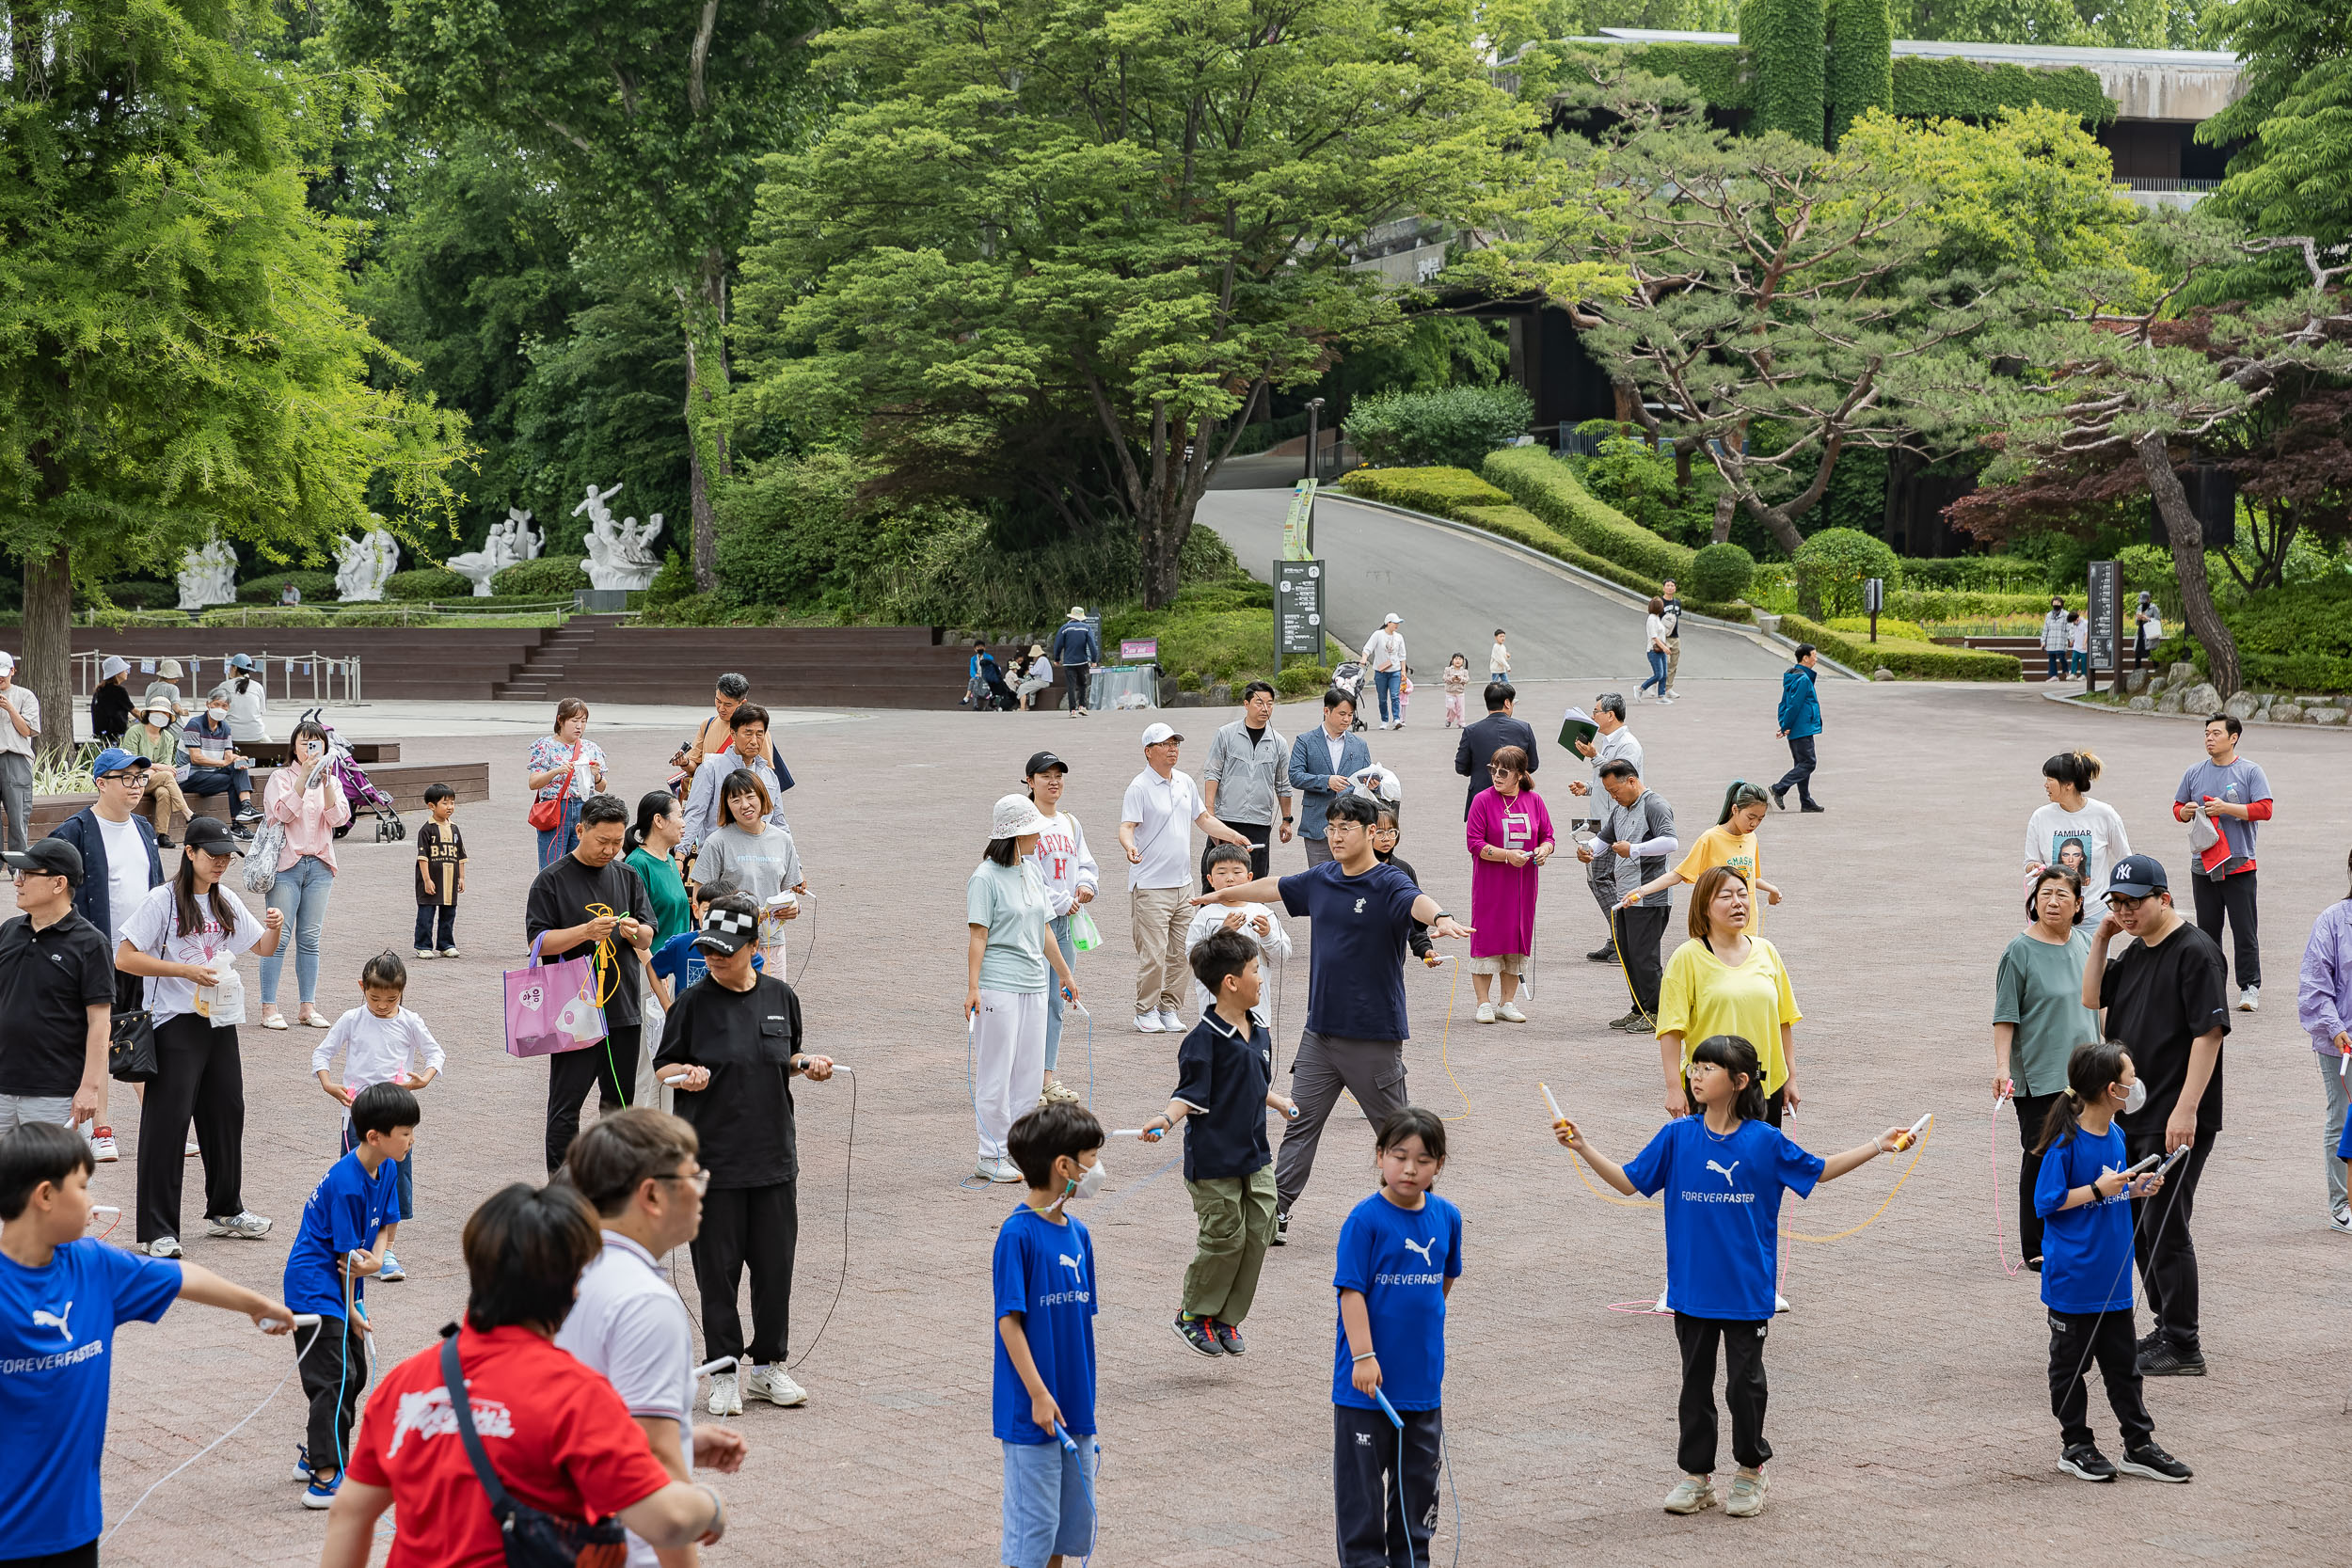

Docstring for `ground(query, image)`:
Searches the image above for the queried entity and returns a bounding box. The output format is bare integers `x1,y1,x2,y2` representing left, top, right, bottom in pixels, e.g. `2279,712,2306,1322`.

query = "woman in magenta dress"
1464,746,1555,1023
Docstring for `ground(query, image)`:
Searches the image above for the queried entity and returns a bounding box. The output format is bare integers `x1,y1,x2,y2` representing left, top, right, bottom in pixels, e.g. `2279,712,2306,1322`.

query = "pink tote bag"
504,933,609,1057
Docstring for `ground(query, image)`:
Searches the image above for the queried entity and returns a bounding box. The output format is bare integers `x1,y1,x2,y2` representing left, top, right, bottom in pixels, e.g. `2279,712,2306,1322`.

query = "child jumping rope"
2034,1039,2193,1483
1553,1035,1906,1518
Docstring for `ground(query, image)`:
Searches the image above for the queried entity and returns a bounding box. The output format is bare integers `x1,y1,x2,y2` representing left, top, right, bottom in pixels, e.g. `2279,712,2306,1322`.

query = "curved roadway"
1196,488,1795,688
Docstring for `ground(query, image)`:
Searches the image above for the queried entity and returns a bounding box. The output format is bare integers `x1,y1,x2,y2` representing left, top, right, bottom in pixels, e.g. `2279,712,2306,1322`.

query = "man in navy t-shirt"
1192,794,1471,1242
0,1122,293,1563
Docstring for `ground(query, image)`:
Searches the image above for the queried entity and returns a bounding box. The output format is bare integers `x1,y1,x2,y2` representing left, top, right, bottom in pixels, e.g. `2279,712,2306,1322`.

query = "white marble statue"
176,536,238,610
580,487,661,591
334,524,401,602
448,507,544,596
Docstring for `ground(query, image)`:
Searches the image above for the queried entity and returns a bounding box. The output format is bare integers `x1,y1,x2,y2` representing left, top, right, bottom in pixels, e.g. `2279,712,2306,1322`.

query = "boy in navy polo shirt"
1140,929,1297,1356
1191,793,1472,1243
282,1081,419,1509
0,1121,293,1565
993,1101,1106,1568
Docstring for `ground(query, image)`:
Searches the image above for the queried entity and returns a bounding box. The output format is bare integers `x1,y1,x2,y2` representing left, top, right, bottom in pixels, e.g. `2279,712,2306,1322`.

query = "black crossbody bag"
107,967,158,1083
437,1324,631,1568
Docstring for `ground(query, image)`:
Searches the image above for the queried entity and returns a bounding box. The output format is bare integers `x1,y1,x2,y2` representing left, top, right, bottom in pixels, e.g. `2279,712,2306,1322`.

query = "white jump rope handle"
260,1313,323,1331
695,1356,738,1379
1540,1082,1566,1125
1889,1111,1932,1151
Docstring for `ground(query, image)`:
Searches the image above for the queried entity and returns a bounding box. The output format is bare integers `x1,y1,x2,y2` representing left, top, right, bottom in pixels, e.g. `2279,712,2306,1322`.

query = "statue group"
176,536,239,610
574,483,663,592
334,525,403,602
447,507,547,596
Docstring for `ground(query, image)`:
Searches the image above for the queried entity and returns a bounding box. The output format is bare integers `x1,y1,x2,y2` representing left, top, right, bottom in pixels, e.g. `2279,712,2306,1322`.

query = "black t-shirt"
524,852,652,1026
0,912,117,1095
1171,1009,1275,1180
654,974,801,1187
2100,919,2230,1134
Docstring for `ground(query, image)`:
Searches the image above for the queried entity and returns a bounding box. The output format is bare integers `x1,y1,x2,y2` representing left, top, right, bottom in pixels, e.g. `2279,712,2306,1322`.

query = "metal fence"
73,651,362,704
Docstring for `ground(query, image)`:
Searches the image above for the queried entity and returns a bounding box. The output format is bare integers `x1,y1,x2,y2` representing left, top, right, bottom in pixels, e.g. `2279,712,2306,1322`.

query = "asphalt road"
1197,487,1795,690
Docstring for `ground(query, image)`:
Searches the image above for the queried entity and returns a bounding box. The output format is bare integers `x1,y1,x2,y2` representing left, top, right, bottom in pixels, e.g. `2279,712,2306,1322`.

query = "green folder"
1558,707,1598,752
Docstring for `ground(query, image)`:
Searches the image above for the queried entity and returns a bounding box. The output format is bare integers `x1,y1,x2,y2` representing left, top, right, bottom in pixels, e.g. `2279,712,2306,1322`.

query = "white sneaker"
1774,1291,1790,1314
1474,1002,1496,1023
184,1137,200,1157
1495,1001,1527,1023
987,1158,1025,1185
1653,1286,1669,1313
2238,986,2259,1012
1157,1008,1184,1033
742,1367,808,1407
207,1210,273,1240
1134,1012,1165,1034
707,1371,743,1417
439,947,462,959
2329,1208,2352,1234
88,1128,119,1163
147,1237,183,1259
412,948,437,960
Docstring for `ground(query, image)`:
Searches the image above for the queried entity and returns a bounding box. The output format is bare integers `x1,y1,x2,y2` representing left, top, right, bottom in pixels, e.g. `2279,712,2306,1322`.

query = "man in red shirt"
318,1181,726,1567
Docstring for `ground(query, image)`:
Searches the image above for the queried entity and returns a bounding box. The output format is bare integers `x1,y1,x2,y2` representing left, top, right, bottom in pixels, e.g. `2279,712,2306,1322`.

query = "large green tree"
2199,1,2351,287
1,0,467,754
333,0,827,587
738,0,1531,607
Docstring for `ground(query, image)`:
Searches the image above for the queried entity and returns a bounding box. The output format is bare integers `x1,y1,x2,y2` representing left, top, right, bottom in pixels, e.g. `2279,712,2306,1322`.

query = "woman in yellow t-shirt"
1621,780,1782,933
1654,863,1803,1120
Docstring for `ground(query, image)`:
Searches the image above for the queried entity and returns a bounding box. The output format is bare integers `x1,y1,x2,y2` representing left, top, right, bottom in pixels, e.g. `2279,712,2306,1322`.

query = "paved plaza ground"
53,673,2352,1567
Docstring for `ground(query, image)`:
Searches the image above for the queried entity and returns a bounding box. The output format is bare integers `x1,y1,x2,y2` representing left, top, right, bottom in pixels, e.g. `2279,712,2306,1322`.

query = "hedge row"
1778,611,2021,681
1481,447,1697,583
1887,588,2074,622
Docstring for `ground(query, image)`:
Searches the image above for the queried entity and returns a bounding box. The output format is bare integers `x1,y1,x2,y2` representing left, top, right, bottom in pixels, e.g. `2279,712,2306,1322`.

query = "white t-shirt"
117,880,266,1027
553,1232,695,1568
1030,809,1099,918
1645,612,1667,650
1120,768,1204,891
312,1005,447,1093
95,813,151,943
2024,798,2132,916
1184,902,1292,1022
2070,619,2088,654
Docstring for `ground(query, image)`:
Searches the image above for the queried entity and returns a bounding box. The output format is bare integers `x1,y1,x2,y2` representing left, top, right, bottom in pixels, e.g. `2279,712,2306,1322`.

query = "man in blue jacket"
1772,644,1826,813
1049,607,1100,717
1287,689,1373,865
49,748,166,1164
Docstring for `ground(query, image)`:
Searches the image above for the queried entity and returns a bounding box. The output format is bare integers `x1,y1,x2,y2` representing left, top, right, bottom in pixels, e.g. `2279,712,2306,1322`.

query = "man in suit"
1287,689,1373,866
1453,681,1540,819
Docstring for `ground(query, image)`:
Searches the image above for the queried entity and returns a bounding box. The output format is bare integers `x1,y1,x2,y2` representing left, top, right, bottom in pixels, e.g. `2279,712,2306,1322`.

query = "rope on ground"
1990,1094,2024,1278
1785,1117,1933,1244
1433,956,1472,1121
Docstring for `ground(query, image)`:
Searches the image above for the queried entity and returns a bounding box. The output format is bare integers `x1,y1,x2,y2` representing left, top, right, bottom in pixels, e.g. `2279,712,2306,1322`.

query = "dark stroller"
301,708,406,842
966,651,1020,712
1328,660,1372,731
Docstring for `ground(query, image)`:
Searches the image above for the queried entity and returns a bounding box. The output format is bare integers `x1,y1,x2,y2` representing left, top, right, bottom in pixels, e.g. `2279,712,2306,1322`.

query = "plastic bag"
195,962,246,1026
1070,908,1103,952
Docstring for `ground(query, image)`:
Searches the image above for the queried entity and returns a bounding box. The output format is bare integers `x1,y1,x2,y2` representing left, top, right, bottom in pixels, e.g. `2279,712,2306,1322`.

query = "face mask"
1062,1156,1107,1203
208,708,228,723
2121,1079,2146,1116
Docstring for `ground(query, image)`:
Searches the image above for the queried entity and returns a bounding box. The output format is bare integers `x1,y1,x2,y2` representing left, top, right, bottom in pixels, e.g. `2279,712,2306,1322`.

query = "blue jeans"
1487,671,1508,684
1043,915,1073,1071
262,853,336,1006
1372,668,1402,723
1001,1436,1098,1568
2046,650,2065,681
535,795,581,869
182,765,253,809
1640,648,1669,696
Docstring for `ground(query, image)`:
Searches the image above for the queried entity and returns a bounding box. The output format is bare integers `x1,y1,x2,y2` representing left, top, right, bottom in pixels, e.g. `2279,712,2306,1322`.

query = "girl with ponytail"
1620,780,1783,933
2026,749,2130,921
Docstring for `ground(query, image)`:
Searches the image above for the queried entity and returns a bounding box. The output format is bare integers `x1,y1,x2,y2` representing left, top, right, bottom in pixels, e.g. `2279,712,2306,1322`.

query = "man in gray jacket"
1200,681,1294,886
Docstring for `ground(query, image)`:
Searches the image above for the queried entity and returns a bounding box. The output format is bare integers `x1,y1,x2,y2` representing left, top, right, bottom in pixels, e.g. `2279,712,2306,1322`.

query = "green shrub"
1572,422,1682,536
644,549,697,610
492,555,590,596
1343,385,1534,469
237,571,337,605
1481,447,1696,583
198,607,329,628
93,580,180,610
1335,467,1512,513
328,607,414,626
1275,660,1334,697
1791,528,1900,619
1778,612,2019,680
1824,614,1931,643
386,568,473,601
1895,555,2049,593
1890,588,2074,623
1690,542,1756,604
2194,578,2352,692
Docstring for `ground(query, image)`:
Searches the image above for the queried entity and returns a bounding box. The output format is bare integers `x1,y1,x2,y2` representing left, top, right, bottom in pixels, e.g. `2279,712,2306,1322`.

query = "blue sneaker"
303,1471,342,1510
378,1251,405,1282
291,1444,311,1482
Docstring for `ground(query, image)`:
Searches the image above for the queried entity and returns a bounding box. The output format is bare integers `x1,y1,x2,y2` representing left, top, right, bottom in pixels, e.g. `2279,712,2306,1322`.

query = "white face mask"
2119,1079,2146,1116
207,708,228,724
1062,1156,1107,1203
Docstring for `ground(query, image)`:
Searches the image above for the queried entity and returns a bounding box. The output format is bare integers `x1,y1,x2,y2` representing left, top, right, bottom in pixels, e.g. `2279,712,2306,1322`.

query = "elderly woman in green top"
1993,864,2105,1272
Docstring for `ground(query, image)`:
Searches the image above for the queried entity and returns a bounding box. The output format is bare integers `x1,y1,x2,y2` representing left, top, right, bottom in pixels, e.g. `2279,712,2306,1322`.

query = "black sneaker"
1271,1210,1289,1246
2026,1256,2043,1274
1586,944,1616,962
1770,786,1787,810
2118,1442,2193,1483
1211,1320,1247,1355
1606,1010,1647,1031
1800,802,1827,814
2137,1339,2206,1377
1172,1314,1223,1356
2058,1443,2117,1482
234,806,262,824
2137,1328,2164,1357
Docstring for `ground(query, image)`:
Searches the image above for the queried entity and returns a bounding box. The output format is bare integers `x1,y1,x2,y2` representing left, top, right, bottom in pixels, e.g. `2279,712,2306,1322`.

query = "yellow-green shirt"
1655,935,1802,1095
125,723,181,771
1675,825,1762,933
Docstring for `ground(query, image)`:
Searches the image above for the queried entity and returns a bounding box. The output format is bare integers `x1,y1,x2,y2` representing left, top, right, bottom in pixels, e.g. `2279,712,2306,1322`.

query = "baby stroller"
964,651,1021,713
1328,660,1371,732
301,708,406,842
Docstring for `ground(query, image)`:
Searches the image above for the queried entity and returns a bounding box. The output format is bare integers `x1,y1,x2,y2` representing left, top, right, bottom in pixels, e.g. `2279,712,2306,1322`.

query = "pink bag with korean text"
504,933,608,1057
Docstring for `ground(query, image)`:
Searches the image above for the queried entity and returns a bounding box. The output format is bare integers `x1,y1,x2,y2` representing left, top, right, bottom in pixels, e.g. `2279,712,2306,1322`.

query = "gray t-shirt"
693,823,803,907
2173,756,2272,872
553,1232,695,1568
966,858,1050,993
1595,789,1677,906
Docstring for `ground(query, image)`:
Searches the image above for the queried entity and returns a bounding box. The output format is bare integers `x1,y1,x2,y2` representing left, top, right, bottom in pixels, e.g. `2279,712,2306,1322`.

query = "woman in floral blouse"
527,699,609,867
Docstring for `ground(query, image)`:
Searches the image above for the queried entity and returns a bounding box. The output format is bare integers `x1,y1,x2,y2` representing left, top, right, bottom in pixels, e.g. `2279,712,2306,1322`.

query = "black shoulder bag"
108,960,158,1084
437,1324,632,1568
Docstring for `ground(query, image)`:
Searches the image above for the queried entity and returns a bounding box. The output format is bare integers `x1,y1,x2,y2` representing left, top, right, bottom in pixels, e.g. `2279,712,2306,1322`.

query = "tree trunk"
2137,433,2241,697
21,545,73,766
1137,487,1190,610
678,252,731,594
1710,490,1736,544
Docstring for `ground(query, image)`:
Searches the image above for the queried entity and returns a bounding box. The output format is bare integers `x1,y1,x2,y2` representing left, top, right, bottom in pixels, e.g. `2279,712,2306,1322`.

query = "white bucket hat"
991,793,1053,839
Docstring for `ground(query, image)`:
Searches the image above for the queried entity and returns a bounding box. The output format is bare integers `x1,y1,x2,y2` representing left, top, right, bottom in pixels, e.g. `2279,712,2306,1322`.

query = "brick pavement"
58,678,2351,1567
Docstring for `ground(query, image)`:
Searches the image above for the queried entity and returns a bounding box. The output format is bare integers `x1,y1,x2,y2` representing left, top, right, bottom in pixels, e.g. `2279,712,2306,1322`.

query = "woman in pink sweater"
1465,746,1554,1023
258,718,352,1029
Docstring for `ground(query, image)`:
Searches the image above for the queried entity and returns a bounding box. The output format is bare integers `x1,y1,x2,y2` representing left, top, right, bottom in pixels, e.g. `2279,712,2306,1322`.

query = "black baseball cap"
2107,854,2169,899
1024,751,1069,777
691,902,757,957
181,816,245,857
5,837,84,887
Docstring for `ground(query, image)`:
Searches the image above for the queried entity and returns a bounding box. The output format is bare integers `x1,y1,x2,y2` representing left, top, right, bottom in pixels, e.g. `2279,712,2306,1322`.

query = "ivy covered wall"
1889,55,2115,125
1740,0,1829,141
1826,0,1895,143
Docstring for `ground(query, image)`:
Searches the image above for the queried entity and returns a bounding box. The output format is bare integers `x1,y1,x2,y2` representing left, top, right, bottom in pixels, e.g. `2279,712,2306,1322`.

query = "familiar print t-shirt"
0,1240,181,1558
117,881,267,1028
415,820,467,905
1120,768,1206,891
282,1148,401,1318
966,858,1050,994
1675,826,1763,932
1329,1190,1463,1413
992,1206,1099,1442
1623,1117,1822,1321
1279,860,1422,1041
1993,928,2101,1097
1171,1010,1275,1180
2034,1122,2136,1314
2101,921,2230,1135
1653,938,1802,1095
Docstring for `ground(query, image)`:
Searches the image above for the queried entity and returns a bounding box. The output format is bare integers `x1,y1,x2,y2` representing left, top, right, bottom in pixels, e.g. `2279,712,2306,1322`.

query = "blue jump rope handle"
1052,1420,1080,1453
1373,1388,1404,1429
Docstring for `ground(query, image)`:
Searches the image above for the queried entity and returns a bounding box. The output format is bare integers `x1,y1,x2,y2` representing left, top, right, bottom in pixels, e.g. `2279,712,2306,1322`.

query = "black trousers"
1060,664,1089,711
1333,1403,1441,1568
136,1014,246,1243
543,1022,642,1174
297,1310,370,1473
1674,1314,1772,1474
2013,1092,2060,1262
412,903,457,950
2047,1307,2153,1451
2189,867,2260,989
1200,819,1273,889
1613,904,1669,1016
2126,1125,2217,1352
1,1541,98,1567
691,1180,799,1365
1773,736,1819,807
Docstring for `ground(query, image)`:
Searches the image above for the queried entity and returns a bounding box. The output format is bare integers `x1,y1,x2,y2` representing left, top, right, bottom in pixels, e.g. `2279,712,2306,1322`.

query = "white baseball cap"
1139,721,1184,747
0,652,14,674
1383,612,1401,625
991,792,1053,839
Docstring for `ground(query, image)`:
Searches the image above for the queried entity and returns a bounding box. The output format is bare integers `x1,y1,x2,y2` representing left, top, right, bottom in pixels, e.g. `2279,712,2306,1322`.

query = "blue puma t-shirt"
1330,1189,1464,1412
991,1204,1098,1443
1622,1117,1823,1321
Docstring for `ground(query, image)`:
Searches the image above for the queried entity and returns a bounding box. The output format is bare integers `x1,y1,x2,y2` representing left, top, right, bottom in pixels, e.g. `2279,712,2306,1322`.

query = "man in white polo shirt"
558,1107,748,1568
1120,721,1249,1033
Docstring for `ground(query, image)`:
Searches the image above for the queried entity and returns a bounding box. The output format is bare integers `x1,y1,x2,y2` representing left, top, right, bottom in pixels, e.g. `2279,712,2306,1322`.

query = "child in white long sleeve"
310,951,443,1281
1028,752,1101,1102
1185,844,1292,1024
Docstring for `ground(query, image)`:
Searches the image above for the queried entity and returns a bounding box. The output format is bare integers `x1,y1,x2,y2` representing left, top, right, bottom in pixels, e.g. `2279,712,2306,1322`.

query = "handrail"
72,650,362,705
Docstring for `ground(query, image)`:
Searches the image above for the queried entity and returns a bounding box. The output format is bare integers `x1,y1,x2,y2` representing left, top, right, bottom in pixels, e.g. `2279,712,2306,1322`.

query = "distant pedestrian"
258,719,352,1031
2042,598,2071,683
1638,598,1673,704
1359,613,1408,729
1488,628,1511,685
2172,713,2273,1012
527,698,609,868
412,783,467,959
126,705,190,846
2025,749,2129,925
1289,691,1373,867
1567,693,1640,958
1454,682,1539,819
1026,752,1099,1105
2132,593,2162,670
1051,606,1101,717
141,657,185,721
1123,723,1248,1031
1200,682,1293,884
208,653,271,744
2295,852,2352,1230
91,655,135,745
1659,580,1684,695
180,690,261,828
967,796,1083,1182
0,650,43,854
1772,646,1825,813
1440,655,1470,728
2069,611,2089,677
1587,759,1677,1033
1015,645,1057,710
1465,747,1554,1024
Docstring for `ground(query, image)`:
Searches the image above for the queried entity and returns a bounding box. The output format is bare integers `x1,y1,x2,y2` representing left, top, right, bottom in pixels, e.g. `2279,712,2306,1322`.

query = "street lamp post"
1304,397,1326,484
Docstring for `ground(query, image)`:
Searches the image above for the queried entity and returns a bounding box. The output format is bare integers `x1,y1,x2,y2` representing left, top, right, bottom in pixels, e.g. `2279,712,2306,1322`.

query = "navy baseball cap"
2107,854,2169,899
90,747,152,780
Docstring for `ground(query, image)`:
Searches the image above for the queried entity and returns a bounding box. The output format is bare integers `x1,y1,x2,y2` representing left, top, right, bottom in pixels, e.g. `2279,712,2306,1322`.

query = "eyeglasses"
653,1169,711,1195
